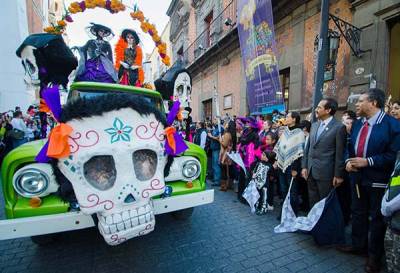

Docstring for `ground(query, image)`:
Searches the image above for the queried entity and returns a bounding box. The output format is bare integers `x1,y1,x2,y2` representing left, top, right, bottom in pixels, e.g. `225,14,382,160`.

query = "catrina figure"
114,29,144,86
74,23,118,83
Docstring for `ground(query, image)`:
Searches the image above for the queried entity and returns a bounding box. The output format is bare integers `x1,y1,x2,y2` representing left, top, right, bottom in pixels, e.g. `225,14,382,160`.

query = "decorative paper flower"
45,2,170,66
152,34,161,43
85,0,97,9
130,11,144,22
65,15,73,22
57,20,66,27
105,118,133,143
95,0,106,7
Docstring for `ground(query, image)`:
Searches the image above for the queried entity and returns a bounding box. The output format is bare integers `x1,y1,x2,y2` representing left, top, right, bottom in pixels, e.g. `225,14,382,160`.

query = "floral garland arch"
44,0,170,66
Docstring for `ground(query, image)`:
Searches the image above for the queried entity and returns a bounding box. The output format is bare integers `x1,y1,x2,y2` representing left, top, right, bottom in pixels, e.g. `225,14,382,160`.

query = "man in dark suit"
301,98,346,207
338,89,400,273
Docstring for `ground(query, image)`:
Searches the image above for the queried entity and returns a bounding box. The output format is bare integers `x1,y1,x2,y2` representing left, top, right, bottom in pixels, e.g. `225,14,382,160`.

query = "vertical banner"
237,0,285,115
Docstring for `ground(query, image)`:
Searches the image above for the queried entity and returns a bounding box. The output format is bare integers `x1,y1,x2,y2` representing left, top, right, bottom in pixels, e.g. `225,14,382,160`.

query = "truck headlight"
14,169,49,197
182,160,200,179
13,163,58,198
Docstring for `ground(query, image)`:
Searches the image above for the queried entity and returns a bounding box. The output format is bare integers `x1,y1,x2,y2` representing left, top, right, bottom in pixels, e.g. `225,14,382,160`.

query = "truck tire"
171,207,194,220
30,234,58,246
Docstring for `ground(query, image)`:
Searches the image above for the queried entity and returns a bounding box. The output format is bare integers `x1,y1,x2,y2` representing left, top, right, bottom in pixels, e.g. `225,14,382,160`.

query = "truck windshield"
68,89,164,112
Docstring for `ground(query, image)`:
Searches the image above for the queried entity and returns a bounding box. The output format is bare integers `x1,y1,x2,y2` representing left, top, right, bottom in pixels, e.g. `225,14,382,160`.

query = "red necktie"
356,121,369,157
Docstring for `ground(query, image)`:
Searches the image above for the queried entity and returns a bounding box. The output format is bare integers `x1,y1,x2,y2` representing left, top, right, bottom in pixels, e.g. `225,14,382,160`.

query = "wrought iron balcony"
176,0,237,68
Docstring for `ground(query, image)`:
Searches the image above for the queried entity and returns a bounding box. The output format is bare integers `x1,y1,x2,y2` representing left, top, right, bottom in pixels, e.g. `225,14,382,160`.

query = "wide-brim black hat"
121,29,140,44
88,23,114,38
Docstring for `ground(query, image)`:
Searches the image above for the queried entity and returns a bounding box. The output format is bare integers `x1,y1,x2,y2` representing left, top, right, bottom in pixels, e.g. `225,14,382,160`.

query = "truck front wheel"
171,207,194,220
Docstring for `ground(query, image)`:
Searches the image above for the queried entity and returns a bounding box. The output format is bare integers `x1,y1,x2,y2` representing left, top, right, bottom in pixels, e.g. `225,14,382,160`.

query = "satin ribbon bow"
47,123,73,159
164,126,177,154
36,84,74,163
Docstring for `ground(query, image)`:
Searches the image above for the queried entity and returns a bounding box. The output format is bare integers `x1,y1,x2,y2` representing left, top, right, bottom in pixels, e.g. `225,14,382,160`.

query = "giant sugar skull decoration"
55,95,169,245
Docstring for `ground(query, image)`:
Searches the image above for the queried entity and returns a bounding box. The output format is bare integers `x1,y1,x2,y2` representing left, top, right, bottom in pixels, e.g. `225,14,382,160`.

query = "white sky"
64,0,172,56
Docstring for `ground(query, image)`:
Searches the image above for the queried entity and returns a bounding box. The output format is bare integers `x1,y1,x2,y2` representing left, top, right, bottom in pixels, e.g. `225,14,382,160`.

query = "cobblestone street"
0,186,368,273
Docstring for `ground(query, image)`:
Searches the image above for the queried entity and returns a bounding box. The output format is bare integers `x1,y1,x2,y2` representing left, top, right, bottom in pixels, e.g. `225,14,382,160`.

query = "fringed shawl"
274,127,305,172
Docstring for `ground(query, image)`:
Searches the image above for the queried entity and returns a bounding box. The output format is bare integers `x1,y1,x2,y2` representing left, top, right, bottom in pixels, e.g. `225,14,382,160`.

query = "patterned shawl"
273,127,305,172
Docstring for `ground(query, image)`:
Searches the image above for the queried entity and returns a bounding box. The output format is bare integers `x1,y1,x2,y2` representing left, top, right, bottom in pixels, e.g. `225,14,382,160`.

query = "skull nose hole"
124,194,136,204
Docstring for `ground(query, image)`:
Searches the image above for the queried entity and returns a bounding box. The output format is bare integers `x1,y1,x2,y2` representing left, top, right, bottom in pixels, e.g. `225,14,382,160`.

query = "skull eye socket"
187,86,191,95
26,59,36,75
132,150,158,181
83,156,117,190
177,85,184,96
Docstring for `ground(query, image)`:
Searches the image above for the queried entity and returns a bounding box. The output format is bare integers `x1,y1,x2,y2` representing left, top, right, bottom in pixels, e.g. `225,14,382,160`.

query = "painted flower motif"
105,118,133,143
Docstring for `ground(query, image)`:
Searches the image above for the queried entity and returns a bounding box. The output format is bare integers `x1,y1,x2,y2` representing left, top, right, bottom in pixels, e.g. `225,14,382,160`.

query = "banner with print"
237,0,285,115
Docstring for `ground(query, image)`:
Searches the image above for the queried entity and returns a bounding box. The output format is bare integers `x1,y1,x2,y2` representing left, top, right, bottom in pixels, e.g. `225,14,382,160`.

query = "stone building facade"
166,0,399,121
349,0,400,102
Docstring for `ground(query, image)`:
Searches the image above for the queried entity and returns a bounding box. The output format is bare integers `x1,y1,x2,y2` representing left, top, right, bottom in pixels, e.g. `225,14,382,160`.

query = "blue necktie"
316,122,325,140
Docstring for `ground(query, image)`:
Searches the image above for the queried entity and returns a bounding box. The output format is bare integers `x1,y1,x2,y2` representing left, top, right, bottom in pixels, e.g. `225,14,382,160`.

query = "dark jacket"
348,112,400,186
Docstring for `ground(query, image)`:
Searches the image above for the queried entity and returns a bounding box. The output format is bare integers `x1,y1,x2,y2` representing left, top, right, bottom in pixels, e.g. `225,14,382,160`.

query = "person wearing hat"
237,117,262,202
114,29,144,86
74,23,118,83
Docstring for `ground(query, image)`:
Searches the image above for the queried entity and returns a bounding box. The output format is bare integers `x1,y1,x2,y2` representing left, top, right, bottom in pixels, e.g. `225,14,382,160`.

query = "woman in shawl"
74,23,118,83
273,111,305,216
114,29,144,86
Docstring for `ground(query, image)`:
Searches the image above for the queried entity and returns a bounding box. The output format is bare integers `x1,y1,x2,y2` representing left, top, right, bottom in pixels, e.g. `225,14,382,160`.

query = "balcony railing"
177,0,237,67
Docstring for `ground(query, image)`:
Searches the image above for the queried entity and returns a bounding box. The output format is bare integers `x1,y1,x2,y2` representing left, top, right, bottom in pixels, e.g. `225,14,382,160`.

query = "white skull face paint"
173,72,191,108
58,108,167,245
20,45,40,86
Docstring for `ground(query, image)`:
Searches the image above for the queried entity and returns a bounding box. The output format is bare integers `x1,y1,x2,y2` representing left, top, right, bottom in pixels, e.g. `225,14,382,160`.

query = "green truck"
0,82,213,245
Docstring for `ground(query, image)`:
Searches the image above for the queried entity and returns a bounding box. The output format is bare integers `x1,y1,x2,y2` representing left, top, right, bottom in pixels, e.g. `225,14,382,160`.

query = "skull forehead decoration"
58,108,167,245
173,71,192,108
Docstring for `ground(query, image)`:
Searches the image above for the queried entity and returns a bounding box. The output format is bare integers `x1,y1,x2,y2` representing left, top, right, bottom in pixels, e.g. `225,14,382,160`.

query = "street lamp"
313,29,340,82
314,30,340,66
327,30,340,66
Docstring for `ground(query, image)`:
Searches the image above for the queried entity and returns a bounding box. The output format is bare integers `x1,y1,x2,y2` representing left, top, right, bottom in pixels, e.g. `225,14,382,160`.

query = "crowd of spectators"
0,105,56,164
191,89,400,273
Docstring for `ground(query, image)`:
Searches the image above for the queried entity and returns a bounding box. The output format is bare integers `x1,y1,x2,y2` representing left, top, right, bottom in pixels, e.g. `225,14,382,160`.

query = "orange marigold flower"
57,20,66,27
44,26,56,33
140,22,150,33
85,0,97,9
162,58,171,66
68,7,78,13
96,0,106,7
70,2,81,9
152,34,161,43
130,11,144,21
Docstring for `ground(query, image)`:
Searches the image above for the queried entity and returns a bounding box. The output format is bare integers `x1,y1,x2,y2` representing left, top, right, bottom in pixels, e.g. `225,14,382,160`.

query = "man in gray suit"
301,98,346,207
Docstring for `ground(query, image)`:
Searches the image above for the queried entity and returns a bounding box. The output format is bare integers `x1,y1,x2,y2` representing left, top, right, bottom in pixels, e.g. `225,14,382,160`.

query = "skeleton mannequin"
16,33,77,138
173,71,192,110
115,29,144,86
55,94,169,245
75,23,118,83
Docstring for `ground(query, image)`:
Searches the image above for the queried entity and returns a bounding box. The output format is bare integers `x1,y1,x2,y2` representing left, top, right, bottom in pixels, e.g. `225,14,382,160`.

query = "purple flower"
105,0,111,10
65,15,73,23
148,30,153,36
78,1,86,12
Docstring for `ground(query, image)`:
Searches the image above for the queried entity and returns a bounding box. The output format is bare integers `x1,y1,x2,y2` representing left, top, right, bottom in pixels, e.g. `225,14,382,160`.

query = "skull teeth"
98,204,154,235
